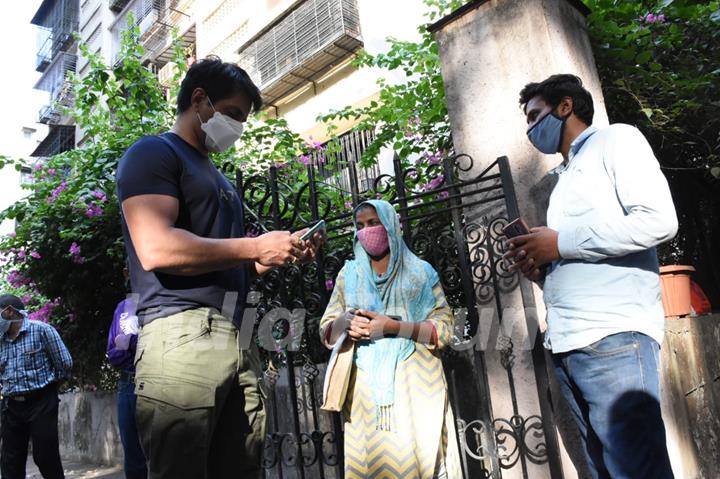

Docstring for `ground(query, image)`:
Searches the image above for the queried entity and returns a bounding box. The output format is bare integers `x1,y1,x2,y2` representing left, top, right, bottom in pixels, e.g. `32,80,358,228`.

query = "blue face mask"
527,111,567,154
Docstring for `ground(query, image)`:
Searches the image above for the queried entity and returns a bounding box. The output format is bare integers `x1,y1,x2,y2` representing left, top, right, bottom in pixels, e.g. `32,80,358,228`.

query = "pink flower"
33,163,43,171
91,190,107,202
68,312,76,322
72,256,85,264
69,242,81,256
47,181,67,204
29,251,41,259
325,279,334,291
438,191,450,200
47,168,57,176
299,154,311,166
20,295,32,304
17,250,26,259
344,201,353,209
428,174,445,190
85,204,104,218
7,270,30,288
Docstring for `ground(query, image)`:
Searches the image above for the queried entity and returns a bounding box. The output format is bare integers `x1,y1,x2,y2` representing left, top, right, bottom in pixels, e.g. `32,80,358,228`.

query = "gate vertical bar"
269,166,306,479
443,154,500,477
392,153,412,245
347,155,361,207
497,156,564,478
306,164,332,479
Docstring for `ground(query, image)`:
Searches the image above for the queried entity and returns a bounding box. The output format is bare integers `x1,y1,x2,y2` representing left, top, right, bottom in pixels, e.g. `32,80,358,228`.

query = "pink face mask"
357,224,389,257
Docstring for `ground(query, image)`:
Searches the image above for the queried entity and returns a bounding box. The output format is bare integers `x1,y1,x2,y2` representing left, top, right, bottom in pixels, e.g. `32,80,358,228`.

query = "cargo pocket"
135,376,215,410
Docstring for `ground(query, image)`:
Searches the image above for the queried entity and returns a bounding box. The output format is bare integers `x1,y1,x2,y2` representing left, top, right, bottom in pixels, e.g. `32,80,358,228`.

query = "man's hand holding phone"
291,220,327,264
502,218,559,281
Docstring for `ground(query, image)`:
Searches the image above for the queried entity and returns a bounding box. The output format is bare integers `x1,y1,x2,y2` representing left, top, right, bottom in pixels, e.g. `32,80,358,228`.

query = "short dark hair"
0,294,24,310
519,74,594,126
177,56,263,114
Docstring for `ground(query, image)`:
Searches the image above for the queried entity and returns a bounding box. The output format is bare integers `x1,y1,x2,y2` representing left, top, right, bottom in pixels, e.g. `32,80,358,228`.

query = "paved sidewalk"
26,459,124,478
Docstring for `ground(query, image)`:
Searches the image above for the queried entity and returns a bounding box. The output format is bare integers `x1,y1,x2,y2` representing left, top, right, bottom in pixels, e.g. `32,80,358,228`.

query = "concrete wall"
662,314,720,479
58,391,122,466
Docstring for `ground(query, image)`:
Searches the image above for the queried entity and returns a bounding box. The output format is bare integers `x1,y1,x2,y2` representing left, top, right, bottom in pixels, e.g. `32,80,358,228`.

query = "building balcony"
38,104,62,125
110,0,195,68
35,53,77,118
31,125,76,158
36,31,53,72
31,0,79,59
237,0,363,106
110,0,132,13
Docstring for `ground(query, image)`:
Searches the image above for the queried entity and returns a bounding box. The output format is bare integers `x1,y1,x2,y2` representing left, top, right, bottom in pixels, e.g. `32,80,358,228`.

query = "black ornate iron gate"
225,152,563,478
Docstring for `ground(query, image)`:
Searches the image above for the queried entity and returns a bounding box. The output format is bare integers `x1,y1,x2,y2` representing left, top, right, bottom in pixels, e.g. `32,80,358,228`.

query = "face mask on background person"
197,98,245,152
0,307,27,336
527,110,567,154
357,225,390,257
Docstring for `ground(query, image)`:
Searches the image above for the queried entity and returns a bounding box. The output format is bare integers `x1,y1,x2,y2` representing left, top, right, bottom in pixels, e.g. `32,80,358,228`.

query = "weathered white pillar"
431,1,610,478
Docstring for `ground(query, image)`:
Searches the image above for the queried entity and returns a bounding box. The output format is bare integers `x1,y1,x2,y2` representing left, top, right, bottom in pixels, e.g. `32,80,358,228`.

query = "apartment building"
30,0,427,179
30,0,79,159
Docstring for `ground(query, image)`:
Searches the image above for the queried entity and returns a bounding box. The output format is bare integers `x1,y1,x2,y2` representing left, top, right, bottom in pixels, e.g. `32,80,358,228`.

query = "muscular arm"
122,194,300,275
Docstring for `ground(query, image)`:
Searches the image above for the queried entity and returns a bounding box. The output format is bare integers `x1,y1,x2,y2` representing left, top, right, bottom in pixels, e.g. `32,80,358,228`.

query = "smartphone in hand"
300,220,326,241
502,218,530,239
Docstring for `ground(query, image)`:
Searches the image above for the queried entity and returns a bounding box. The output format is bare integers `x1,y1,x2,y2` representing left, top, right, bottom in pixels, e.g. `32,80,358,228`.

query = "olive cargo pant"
134,308,266,479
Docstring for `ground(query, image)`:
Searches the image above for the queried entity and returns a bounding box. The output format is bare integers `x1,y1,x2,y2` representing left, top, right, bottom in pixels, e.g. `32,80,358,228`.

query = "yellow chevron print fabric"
321,269,463,479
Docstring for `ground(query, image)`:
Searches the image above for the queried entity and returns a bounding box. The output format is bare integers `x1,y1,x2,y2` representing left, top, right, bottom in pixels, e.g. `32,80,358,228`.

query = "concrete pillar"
430,1,610,478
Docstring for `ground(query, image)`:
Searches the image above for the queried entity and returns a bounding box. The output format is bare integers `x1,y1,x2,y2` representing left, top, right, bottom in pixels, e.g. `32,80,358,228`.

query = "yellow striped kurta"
320,268,463,479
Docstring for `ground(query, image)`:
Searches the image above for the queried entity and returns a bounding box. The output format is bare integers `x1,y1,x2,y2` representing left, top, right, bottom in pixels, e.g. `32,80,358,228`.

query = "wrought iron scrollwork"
493,415,548,468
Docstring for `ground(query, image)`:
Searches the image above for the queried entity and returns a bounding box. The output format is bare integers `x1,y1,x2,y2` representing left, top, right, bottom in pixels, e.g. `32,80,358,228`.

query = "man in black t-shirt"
116,57,318,479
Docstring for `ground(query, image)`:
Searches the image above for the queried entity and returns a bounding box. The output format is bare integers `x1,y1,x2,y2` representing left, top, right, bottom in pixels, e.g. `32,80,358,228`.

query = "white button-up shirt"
543,123,678,353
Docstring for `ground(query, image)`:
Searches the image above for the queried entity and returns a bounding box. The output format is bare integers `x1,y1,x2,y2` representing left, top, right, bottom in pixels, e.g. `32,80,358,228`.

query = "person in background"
106,281,147,479
0,293,72,479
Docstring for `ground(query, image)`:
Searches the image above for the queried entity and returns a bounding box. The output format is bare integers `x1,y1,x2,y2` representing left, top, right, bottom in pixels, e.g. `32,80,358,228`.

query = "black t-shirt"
116,132,250,326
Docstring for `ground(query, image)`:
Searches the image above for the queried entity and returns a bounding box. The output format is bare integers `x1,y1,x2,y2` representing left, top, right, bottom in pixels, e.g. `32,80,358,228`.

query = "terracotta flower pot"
659,265,696,318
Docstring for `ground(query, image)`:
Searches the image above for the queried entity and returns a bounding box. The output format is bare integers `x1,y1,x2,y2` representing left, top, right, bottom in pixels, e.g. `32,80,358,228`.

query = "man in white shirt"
505,74,677,478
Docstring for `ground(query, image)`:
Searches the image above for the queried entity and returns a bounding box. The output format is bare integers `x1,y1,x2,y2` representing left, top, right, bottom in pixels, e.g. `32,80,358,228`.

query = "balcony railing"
31,125,76,158
110,0,194,67
38,79,75,125
31,0,79,61
110,0,132,13
35,53,77,109
237,0,363,105
36,30,53,72
38,104,62,125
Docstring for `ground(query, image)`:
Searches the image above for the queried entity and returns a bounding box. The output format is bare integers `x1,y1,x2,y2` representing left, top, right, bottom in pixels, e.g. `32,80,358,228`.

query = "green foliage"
317,0,458,168
0,18,187,389
584,0,720,302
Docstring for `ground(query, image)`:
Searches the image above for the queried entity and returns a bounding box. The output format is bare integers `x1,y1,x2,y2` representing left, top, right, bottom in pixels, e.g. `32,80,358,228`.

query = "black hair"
0,294,24,310
177,56,263,114
519,74,594,126
354,203,376,218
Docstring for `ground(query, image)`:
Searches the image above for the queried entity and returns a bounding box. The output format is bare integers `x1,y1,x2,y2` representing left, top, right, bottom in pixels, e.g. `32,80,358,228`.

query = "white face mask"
197,98,245,152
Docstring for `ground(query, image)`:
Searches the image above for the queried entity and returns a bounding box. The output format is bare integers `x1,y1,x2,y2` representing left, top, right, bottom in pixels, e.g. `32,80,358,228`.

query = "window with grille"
237,0,362,105
314,129,380,194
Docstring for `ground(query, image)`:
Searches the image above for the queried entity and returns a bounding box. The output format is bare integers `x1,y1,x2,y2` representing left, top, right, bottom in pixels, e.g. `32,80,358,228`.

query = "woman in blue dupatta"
319,200,462,479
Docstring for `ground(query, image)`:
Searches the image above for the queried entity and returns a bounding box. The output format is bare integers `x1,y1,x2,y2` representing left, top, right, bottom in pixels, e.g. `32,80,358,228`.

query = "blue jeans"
118,377,148,479
552,332,673,479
